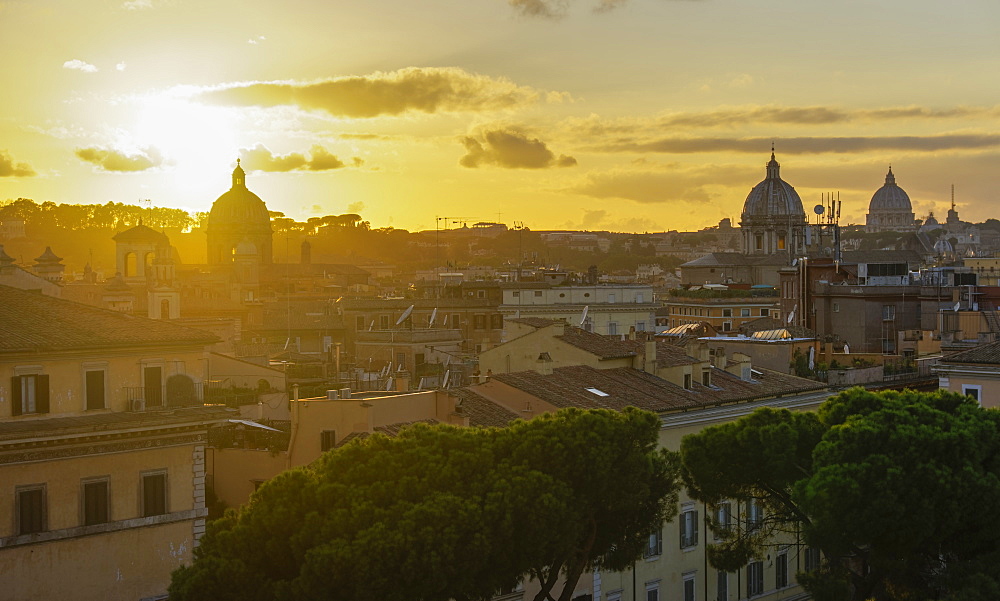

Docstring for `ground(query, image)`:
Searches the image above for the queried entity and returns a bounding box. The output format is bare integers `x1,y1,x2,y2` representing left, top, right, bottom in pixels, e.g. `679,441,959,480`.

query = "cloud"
196,67,540,118
116,62,127,71
563,105,1000,139
238,144,360,172
0,151,36,177
75,146,164,172
248,35,266,45
347,201,366,213
568,162,757,204
595,134,1000,155
63,59,98,73
122,0,153,9
508,0,700,18
459,128,576,169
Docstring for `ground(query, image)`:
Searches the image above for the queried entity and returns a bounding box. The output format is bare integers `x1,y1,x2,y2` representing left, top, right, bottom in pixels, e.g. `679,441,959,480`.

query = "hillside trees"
170,408,679,601
680,388,1000,601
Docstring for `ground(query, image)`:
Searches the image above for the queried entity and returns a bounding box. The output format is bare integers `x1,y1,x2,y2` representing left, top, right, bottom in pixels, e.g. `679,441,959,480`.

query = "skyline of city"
1,0,998,233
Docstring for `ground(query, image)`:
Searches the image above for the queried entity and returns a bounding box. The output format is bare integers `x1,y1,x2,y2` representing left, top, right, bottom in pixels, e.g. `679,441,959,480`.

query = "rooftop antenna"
951,184,955,211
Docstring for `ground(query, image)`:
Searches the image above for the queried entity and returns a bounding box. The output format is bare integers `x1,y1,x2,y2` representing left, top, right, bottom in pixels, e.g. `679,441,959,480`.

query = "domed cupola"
739,148,807,256
206,159,273,265
865,166,916,232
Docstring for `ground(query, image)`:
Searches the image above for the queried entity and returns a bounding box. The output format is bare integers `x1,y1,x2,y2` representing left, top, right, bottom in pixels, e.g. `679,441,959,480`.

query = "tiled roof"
449,388,521,427
0,285,219,354
334,419,440,447
557,327,641,359
940,340,1000,365
0,405,235,442
654,343,701,367
492,364,826,413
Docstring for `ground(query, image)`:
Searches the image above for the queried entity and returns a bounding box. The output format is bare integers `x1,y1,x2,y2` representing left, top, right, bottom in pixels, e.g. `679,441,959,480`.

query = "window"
722,321,732,332
740,308,750,317
474,315,487,330
17,484,46,535
760,308,769,317
476,290,485,298
490,314,503,329
85,369,105,410
320,430,337,452
683,573,696,601
646,583,659,601
747,498,762,531
396,352,406,370
512,290,520,298
723,308,733,317
82,479,110,526
645,527,663,557
717,571,728,601
609,293,616,303
747,561,764,597
962,385,982,405
379,314,390,330
534,290,543,297
637,293,644,303
714,502,731,538
683,373,692,390
680,506,698,548
702,370,711,387
141,471,167,517
11,374,50,416
832,303,840,313
882,305,896,321
804,547,821,572
637,321,646,332
755,235,763,251
608,322,618,336
777,235,786,250
356,315,366,330
775,550,788,588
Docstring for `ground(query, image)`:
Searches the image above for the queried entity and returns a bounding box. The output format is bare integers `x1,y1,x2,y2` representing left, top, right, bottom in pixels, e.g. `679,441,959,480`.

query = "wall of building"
0,345,209,417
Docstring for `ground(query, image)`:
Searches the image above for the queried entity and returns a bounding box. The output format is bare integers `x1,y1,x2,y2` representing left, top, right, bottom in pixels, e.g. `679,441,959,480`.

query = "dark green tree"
681,388,1000,601
170,408,679,601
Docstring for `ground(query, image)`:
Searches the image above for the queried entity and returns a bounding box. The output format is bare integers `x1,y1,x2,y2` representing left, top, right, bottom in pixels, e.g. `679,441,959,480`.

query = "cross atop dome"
885,166,895,186
766,144,781,179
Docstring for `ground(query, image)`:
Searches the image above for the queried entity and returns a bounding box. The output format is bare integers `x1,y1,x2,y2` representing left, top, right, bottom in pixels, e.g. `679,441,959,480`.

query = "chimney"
536,352,553,375
715,347,728,370
644,340,657,374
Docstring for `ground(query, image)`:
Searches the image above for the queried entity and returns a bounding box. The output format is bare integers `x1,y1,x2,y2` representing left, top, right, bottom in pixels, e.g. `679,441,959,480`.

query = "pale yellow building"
934,340,1000,408
0,285,233,601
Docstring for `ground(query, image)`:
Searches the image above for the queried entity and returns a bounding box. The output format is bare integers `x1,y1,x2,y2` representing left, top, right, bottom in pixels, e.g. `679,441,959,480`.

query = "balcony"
122,380,261,410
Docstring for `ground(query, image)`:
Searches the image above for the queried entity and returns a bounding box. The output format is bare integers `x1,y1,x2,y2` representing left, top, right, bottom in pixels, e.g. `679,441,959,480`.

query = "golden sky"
2,0,999,232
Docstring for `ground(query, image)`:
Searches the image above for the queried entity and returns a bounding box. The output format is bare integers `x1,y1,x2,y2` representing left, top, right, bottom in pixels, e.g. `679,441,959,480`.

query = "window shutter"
11,376,21,416
679,514,685,547
36,375,50,414
693,510,699,545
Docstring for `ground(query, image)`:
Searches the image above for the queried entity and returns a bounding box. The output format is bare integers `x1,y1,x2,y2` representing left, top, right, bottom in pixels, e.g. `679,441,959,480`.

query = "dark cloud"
459,129,576,169
595,134,1000,155
238,144,360,172
75,146,163,172
198,67,539,118
0,151,36,177
565,106,1000,139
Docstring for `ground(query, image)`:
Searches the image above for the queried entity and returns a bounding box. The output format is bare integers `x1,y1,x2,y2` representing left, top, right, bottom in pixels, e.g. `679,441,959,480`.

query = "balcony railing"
122,381,260,410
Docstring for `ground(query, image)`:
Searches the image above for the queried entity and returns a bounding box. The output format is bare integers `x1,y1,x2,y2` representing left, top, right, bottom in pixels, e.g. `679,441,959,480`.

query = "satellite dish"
368,320,374,331
814,204,825,215
579,305,589,326
428,307,438,327
396,304,415,326
808,347,815,371
787,307,796,324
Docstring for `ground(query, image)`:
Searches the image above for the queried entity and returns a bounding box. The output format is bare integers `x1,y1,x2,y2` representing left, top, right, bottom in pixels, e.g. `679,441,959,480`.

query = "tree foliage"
170,408,679,601
681,388,1000,600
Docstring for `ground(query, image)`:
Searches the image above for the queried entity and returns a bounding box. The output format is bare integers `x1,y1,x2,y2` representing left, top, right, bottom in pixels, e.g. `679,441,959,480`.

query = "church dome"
741,152,805,220
868,167,912,212
206,160,272,236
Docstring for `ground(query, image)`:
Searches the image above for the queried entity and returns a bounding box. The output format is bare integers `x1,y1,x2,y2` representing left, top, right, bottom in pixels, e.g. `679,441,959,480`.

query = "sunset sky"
1,0,998,233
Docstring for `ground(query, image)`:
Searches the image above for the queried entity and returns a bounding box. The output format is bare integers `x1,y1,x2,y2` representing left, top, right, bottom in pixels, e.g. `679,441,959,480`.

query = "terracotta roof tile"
0,285,219,353
940,340,1000,365
449,388,521,427
557,328,641,360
